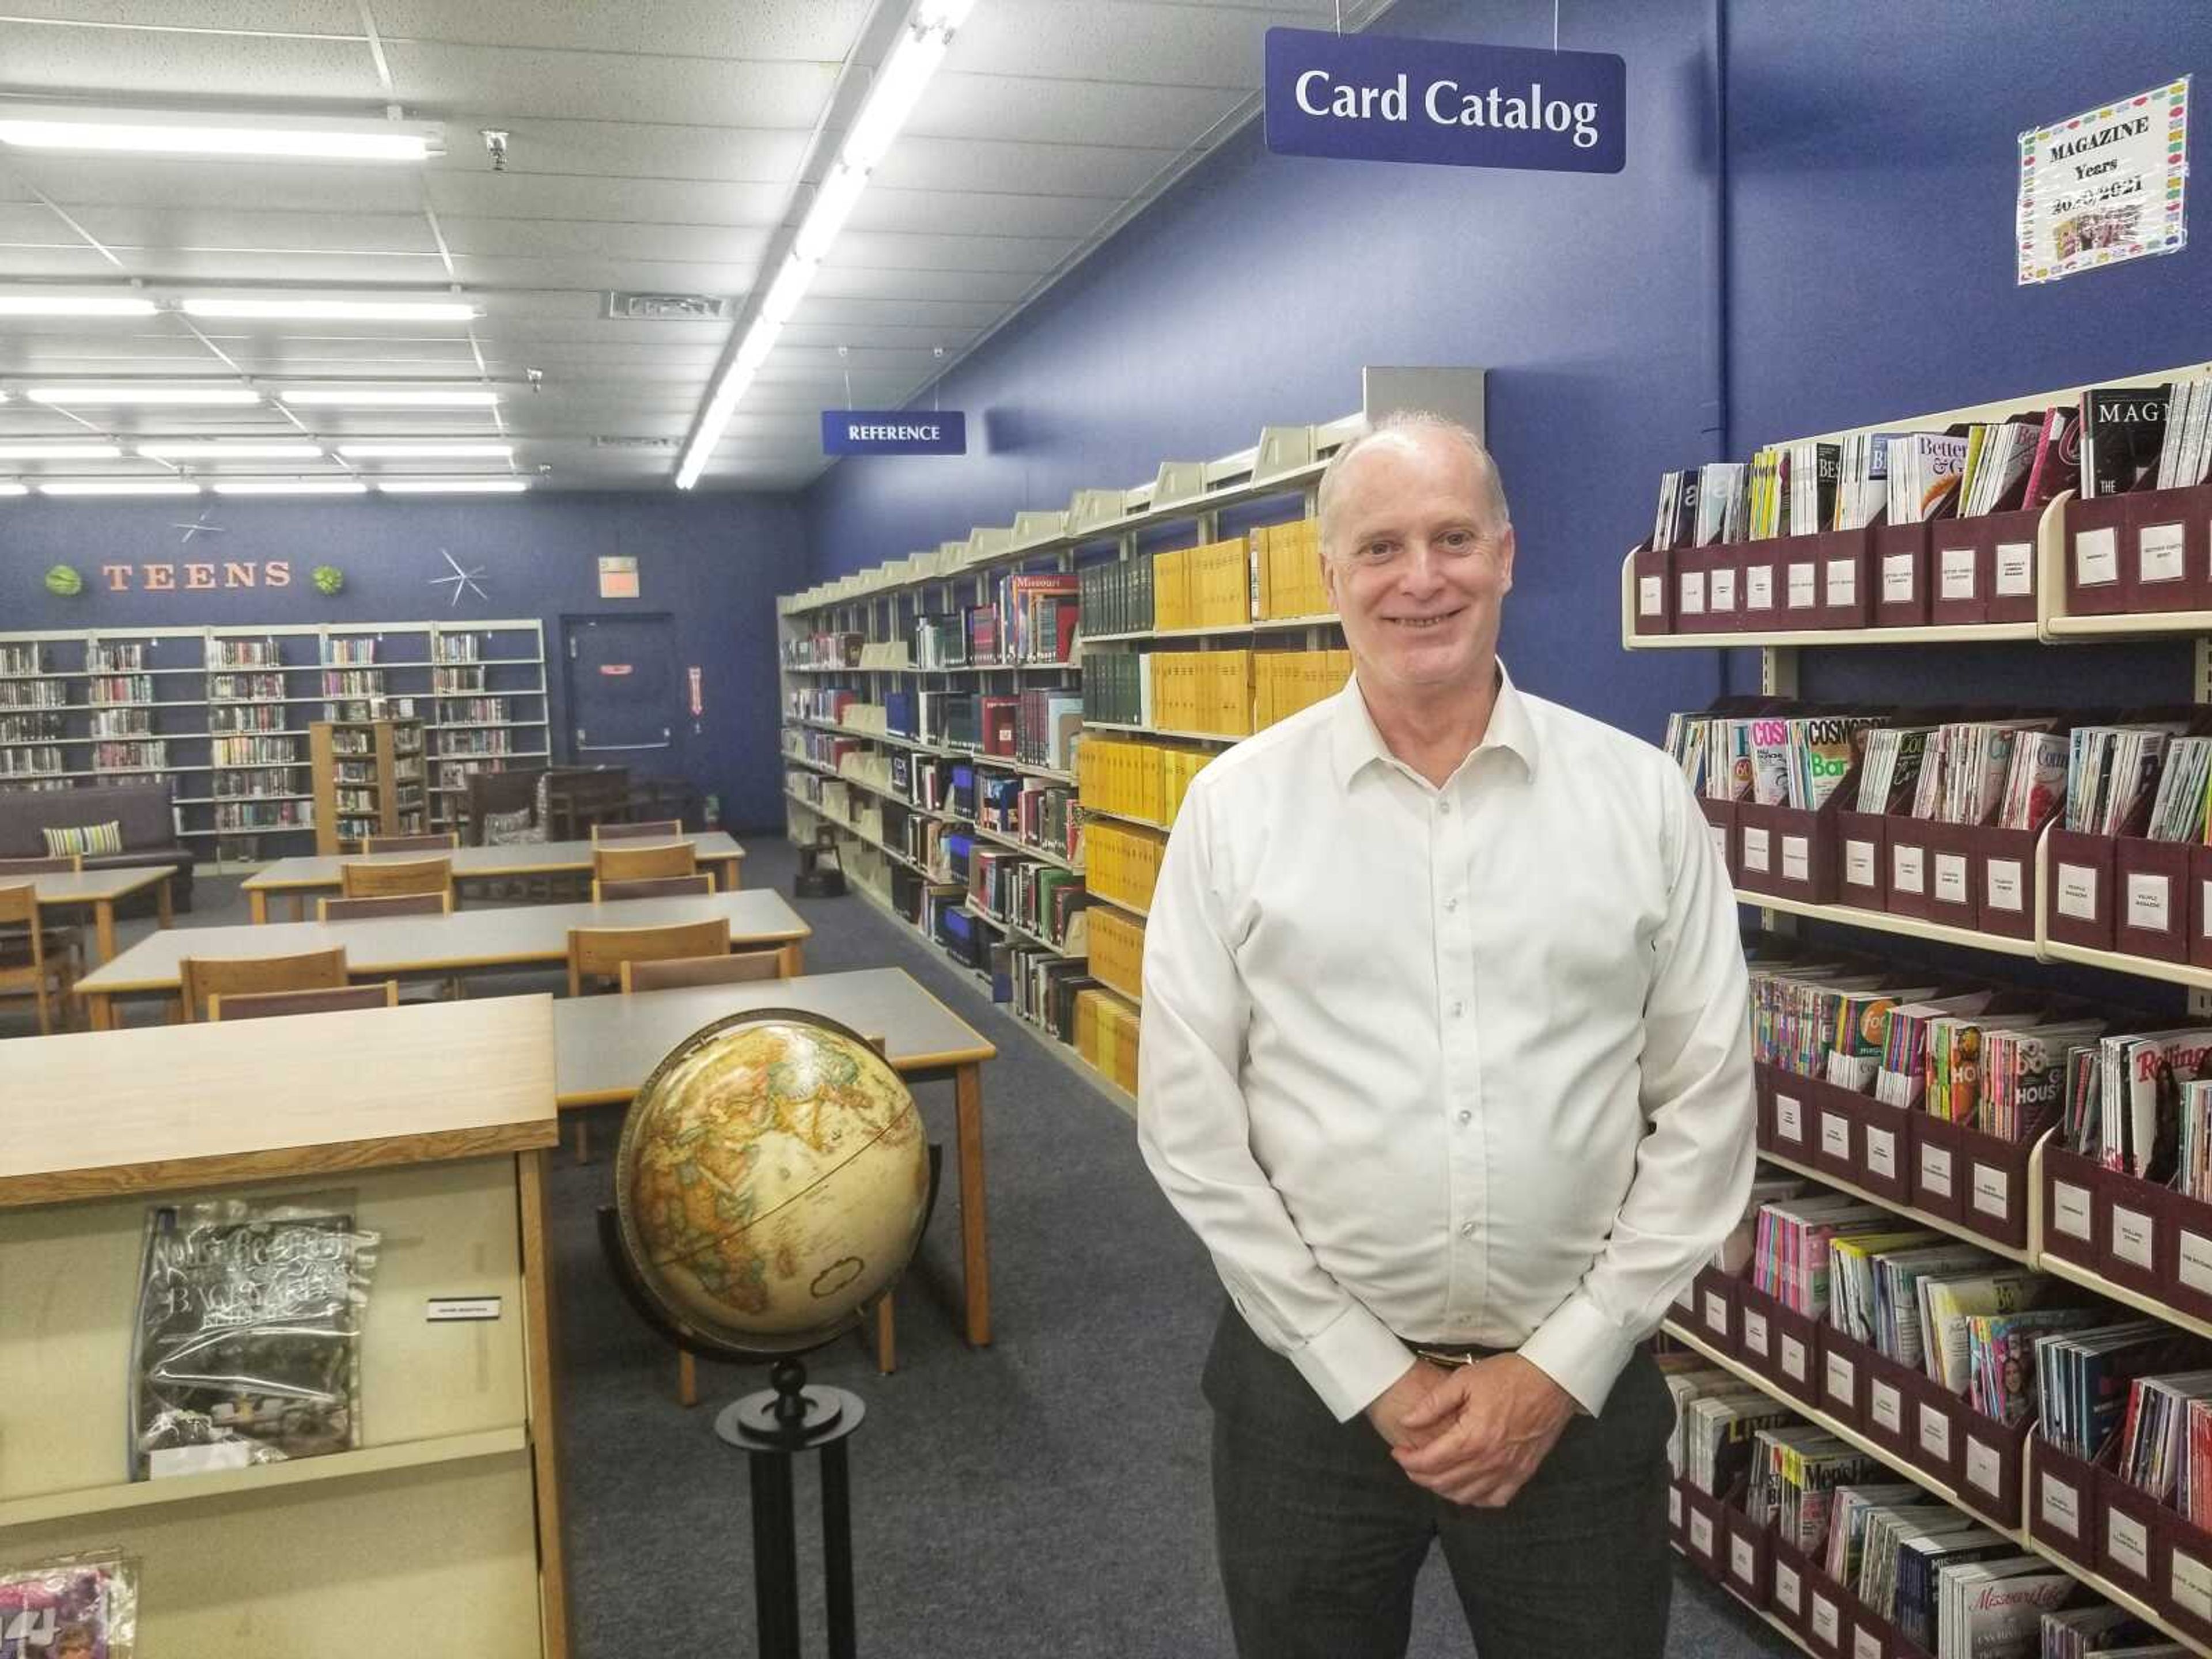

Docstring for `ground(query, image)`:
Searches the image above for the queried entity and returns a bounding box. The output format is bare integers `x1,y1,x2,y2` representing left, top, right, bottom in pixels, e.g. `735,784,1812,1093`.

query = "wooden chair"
593,873,713,903
363,831,459,854
179,947,349,1024
566,918,730,998
319,892,453,922
0,882,74,1035
620,949,783,993
209,982,399,1022
340,856,453,900
593,819,684,842
592,842,696,884
0,854,87,982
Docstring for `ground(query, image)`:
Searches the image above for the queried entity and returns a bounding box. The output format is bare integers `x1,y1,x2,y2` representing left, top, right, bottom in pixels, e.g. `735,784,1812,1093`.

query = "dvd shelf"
773,414,1375,1112
0,620,550,863
1636,358,2212,1658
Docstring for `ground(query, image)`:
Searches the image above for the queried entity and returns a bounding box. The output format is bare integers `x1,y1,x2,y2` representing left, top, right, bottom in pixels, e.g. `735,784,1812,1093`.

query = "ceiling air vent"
605,291,732,321
592,436,679,450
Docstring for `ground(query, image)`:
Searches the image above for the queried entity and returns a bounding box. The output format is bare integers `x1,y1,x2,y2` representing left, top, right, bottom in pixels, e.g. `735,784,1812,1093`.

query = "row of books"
0,644,43,676
92,742,166,770
1149,650,1257,737
325,638,377,665
914,614,965,671
1154,536,1258,632
208,674,285,702
211,767,300,798
213,736,300,767
1253,518,1329,620
0,745,63,777
782,631,866,669
439,730,514,758
437,698,511,724
433,666,488,694
88,676,154,705
0,714,61,742
1085,907,1143,1003
1073,988,1139,1094
1005,689,1082,770
968,849,1088,948
1077,554,1156,638
0,681,68,709
1077,737,1211,830
1085,820,1166,915
88,710,153,738
85,642,148,672
982,571,1079,663
979,775,1081,865
1085,645,1344,738
1256,649,1354,730
209,638,281,666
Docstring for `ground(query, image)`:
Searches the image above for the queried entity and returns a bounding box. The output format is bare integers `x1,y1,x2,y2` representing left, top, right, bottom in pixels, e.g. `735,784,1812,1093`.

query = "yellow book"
1249,530,1272,624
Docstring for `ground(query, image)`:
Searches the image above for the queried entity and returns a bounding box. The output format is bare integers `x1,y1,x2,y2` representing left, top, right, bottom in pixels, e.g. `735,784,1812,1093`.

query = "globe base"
717,1359,867,1453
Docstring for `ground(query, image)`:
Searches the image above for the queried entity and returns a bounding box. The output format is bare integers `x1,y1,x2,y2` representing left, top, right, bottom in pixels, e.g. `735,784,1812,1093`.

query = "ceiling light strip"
374,477,529,494
0,105,442,162
675,0,976,490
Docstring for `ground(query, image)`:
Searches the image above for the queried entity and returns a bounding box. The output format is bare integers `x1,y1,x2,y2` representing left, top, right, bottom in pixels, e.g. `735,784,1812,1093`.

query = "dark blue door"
562,612,675,760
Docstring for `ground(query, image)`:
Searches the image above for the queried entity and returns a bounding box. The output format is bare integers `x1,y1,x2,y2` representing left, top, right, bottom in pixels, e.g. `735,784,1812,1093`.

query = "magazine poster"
2017,78,2189,284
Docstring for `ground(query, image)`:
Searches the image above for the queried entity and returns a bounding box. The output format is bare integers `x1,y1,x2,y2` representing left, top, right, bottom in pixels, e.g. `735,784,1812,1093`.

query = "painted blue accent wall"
0,493,803,830
802,0,1732,744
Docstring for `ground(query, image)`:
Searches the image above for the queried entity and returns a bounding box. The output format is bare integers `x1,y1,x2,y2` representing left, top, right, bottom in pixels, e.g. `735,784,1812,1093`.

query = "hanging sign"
820,410,967,456
1263,28,1625,173
2018,78,2189,284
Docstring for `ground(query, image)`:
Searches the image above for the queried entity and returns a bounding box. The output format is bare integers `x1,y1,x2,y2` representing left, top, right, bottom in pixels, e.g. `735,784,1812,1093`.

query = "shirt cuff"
1281,1298,1414,1423
1518,1290,1638,1416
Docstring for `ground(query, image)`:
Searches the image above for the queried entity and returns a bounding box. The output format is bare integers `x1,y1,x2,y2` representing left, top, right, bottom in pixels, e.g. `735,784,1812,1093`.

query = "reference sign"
821,410,967,456
1263,28,1625,174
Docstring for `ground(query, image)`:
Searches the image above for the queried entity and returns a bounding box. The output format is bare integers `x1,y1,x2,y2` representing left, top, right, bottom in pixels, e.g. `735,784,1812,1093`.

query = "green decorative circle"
311,565,346,596
44,563,84,597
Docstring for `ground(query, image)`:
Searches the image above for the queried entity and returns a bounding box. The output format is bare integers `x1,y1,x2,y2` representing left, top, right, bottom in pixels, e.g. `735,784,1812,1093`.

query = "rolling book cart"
1646,358,2212,1656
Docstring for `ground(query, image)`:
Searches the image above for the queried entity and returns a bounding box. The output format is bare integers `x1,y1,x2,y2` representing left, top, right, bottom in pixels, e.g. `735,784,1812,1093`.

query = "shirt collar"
1328,660,1540,791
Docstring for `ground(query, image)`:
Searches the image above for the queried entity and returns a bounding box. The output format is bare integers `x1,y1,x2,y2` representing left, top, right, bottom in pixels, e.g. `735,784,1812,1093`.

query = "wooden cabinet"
0,996,568,1658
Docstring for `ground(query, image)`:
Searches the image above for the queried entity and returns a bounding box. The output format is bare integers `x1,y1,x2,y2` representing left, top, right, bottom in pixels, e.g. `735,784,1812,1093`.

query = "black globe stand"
717,1359,866,1659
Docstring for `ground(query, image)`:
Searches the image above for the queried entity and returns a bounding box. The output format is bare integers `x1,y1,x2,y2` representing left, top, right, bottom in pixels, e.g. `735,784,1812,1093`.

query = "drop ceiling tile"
384,41,837,128
5,156,434,216
0,3,360,28
823,230,1077,275
944,1,1283,86
64,208,441,255
910,73,1248,149
805,264,1036,304
425,173,788,226
107,249,450,282
422,119,812,185
445,255,759,292
847,186,1118,239
369,0,868,60
437,217,768,265
0,17,381,98
870,135,1181,198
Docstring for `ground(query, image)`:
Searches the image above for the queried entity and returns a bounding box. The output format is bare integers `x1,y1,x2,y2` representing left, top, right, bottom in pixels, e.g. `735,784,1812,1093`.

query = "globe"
613,1010,930,1357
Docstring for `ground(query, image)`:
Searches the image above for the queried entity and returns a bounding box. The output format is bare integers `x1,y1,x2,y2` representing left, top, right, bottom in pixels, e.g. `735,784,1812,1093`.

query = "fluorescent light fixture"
677,1,972,489
0,105,442,162
338,441,513,459
210,478,369,495
0,442,124,460
0,483,27,497
138,441,324,461
279,387,500,408
182,297,479,322
0,294,158,316
793,163,870,263
374,477,529,494
26,384,259,406
37,479,202,497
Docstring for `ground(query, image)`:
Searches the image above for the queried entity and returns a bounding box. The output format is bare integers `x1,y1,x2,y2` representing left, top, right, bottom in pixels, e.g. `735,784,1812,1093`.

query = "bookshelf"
772,411,1396,1107
1629,359,2212,1657
0,620,550,865
310,716,428,854
0,995,569,1658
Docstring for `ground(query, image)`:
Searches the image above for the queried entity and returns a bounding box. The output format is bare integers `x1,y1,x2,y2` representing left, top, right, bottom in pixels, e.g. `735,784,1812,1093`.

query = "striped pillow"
43,820,124,858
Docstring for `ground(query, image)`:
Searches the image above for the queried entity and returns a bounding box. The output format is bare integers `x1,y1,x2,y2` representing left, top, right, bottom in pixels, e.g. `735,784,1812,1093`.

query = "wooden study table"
0,995,569,1658
12,864,173,963
74,889,810,1031
553,968,1000,1347
241,832,748,922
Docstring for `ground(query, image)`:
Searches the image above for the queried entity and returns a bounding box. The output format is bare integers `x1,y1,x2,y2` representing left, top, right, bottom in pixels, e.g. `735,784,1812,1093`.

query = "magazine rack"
0,996,567,1658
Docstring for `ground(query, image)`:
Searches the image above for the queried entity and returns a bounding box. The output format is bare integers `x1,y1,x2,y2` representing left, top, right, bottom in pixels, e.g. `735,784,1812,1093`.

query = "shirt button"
1450,999,1464,1017
1438,801,1453,816
1445,897,1459,913
1456,1109,1472,1126
1459,1221,1477,1238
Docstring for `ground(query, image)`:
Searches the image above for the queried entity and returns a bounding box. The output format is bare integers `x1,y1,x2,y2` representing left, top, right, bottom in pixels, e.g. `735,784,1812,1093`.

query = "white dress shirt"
1137,666,1755,1422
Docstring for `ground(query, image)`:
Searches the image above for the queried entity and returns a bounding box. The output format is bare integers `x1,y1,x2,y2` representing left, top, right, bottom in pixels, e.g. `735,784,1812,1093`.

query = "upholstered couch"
0,781,194,913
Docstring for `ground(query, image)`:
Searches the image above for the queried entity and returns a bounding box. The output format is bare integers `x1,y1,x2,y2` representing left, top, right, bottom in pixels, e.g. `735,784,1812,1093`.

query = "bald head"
1317,412,1510,562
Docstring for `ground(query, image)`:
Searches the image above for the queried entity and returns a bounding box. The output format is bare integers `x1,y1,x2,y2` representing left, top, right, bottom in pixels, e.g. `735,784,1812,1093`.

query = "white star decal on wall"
430,547,488,607
173,510,228,544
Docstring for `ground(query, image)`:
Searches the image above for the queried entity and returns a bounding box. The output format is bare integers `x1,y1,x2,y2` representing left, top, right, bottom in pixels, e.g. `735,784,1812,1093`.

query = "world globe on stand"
613,1010,930,1357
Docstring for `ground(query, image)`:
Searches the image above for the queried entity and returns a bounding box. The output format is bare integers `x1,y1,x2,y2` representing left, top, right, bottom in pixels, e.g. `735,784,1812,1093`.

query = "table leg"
725,859,741,892
155,875,173,930
87,991,113,1032
777,942,804,977
249,889,268,925
955,1062,991,1346
291,896,305,922
93,900,116,966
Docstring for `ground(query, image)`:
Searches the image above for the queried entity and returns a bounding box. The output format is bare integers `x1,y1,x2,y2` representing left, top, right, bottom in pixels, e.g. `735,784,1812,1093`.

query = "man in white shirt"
1137,412,1753,1657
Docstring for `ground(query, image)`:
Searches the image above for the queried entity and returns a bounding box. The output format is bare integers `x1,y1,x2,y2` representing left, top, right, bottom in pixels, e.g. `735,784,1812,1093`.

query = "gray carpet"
14,847,1789,1658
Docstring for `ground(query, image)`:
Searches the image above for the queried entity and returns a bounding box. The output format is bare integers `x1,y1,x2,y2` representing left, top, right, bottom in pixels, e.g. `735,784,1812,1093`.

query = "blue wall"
0,493,804,830
802,0,1732,744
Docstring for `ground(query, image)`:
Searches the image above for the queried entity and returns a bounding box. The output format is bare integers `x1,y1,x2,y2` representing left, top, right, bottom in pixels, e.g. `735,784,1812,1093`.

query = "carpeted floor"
12,843,1789,1658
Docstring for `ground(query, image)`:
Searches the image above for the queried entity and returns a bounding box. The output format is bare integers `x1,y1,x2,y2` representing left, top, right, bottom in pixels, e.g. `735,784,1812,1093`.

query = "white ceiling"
0,0,1358,493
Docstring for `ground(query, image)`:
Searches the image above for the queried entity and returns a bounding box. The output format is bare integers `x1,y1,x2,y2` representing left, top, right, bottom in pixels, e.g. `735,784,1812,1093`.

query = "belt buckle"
1414,1346,1479,1369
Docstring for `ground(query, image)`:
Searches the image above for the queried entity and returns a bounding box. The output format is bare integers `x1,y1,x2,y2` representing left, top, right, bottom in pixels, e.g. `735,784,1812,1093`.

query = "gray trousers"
1202,1303,1675,1659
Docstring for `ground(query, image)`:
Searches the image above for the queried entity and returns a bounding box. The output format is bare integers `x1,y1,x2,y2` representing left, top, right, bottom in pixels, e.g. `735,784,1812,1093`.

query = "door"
562,612,676,758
